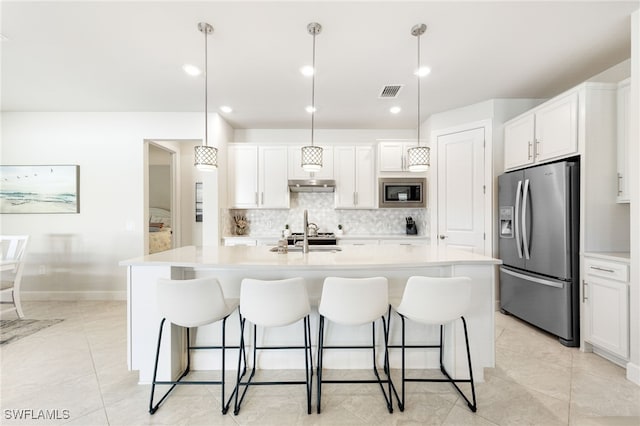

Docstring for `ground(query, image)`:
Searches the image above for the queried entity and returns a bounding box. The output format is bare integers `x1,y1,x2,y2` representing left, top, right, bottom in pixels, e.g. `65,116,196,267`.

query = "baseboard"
20,291,126,301
627,361,640,386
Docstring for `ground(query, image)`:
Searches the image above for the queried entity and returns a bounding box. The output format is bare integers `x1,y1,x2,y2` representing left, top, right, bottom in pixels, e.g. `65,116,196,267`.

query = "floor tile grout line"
77,301,112,426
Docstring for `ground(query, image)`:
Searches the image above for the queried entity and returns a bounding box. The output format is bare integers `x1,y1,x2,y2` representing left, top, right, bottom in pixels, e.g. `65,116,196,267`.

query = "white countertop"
120,244,500,270
584,251,631,263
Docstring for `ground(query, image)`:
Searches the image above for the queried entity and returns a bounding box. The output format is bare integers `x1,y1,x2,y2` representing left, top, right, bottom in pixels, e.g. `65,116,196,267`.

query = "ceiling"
1,1,638,129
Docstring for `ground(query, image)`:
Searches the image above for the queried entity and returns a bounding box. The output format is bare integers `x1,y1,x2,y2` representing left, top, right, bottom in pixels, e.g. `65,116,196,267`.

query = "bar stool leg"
316,315,325,414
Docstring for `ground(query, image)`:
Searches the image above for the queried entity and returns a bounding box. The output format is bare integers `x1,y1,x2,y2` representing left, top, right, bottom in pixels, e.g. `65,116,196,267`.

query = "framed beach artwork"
0,165,80,214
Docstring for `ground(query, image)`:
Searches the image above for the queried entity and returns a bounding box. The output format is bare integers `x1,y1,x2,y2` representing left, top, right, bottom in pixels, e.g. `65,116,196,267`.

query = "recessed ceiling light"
182,64,202,76
414,66,431,77
220,106,233,113
390,106,401,114
300,65,315,76
305,105,316,113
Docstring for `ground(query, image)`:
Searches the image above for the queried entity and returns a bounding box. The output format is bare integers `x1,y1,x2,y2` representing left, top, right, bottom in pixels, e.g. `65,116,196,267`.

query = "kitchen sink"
269,245,342,252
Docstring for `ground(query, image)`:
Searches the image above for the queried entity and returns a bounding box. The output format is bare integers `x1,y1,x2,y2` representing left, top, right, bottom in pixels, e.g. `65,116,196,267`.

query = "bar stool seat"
149,277,245,415
393,276,477,412
234,277,313,415
317,276,394,414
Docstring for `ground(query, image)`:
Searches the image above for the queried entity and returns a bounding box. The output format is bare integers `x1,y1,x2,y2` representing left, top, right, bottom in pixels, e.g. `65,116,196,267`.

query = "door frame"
144,140,179,254
430,119,493,256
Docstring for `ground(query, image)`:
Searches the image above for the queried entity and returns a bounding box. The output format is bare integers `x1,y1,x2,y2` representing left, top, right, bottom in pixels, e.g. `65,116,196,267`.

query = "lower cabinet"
583,255,630,361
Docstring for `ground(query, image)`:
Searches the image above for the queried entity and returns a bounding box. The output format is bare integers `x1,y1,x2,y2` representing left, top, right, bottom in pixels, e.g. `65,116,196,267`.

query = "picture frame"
0,165,80,214
195,182,203,222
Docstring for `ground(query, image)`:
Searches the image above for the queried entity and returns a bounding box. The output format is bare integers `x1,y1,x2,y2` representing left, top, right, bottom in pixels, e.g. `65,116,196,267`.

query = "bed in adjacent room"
148,207,172,254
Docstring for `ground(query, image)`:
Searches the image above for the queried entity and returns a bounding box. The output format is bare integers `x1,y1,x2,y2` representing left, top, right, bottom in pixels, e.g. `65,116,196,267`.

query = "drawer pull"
589,266,615,273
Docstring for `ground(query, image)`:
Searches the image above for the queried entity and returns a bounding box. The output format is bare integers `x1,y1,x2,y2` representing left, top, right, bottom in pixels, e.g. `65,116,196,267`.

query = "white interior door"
437,127,486,254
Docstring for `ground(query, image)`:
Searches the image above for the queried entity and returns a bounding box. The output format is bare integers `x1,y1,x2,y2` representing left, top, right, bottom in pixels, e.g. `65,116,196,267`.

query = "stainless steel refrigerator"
498,160,579,347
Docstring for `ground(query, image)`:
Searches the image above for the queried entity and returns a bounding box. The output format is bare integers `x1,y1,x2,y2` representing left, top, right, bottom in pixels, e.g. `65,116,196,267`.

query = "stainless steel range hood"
288,179,335,193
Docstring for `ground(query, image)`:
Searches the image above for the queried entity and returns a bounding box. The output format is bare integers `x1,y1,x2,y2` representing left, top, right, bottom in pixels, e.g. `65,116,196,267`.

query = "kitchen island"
121,244,501,384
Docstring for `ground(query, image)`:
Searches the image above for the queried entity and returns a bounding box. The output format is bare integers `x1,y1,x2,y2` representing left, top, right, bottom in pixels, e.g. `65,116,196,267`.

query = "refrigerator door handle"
515,180,523,259
500,267,565,289
522,178,531,259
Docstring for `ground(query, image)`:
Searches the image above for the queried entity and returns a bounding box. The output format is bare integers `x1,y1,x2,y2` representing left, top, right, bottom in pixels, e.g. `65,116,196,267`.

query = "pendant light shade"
301,22,323,173
407,146,430,172
407,23,430,172
301,145,323,172
194,22,218,171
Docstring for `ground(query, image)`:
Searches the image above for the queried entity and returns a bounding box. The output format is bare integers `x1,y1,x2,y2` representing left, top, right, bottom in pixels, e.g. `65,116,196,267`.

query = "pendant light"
194,22,218,171
301,22,323,172
407,23,430,172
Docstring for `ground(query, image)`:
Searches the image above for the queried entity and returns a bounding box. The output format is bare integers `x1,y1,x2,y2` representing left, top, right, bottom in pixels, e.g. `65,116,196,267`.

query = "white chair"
1,235,29,318
234,277,313,415
149,277,245,415
317,277,394,414
393,276,477,412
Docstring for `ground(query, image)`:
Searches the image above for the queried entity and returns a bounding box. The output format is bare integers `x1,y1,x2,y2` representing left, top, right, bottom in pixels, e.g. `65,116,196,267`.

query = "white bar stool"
393,276,477,412
317,276,394,414
149,277,245,415
234,277,313,415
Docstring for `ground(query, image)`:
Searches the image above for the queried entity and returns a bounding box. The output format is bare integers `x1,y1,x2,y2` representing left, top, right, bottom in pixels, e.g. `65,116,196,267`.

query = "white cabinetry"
288,145,334,179
616,79,630,203
504,91,578,171
378,141,416,172
583,255,630,362
334,145,376,208
228,145,289,209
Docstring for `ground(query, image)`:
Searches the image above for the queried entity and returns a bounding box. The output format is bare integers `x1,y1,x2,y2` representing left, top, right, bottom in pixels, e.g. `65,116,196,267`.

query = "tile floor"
1,301,639,425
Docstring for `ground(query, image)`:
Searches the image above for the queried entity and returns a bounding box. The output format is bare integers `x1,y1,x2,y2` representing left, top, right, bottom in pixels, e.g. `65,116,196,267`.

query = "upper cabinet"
288,145,334,180
616,79,630,203
334,145,376,209
228,144,289,209
378,141,416,172
504,91,578,171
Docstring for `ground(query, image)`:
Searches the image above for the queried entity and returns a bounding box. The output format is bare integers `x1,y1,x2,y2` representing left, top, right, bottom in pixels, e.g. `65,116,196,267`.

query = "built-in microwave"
378,177,426,208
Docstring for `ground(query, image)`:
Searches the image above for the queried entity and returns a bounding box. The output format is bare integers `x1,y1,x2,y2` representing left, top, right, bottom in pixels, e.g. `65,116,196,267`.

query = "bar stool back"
149,277,243,415
317,276,394,414
394,276,476,412
234,277,313,415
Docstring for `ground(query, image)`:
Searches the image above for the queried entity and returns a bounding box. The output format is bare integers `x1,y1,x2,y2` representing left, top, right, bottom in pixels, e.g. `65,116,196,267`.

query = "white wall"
234,128,415,144
627,9,640,386
0,112,226,298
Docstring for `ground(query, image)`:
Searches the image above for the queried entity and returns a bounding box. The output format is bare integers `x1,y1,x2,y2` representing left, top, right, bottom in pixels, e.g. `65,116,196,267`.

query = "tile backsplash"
224,193,429,236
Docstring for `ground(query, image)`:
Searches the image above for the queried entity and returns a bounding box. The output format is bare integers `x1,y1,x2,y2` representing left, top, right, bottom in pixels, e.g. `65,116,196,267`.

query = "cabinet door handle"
582,280,588,302
527,141,532,160
255,192,258,205
589,266,615,273
617,173,623,195
354,192,358,206
261,192,264,205
535,139,541,158
402,155,405,171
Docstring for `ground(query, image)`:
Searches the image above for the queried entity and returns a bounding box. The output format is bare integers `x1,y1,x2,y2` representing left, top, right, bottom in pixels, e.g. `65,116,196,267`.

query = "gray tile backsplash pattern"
224,193,429,236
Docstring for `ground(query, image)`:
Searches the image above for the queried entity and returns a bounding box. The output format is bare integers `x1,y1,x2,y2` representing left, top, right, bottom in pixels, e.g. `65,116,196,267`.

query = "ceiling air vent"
378,84,403,99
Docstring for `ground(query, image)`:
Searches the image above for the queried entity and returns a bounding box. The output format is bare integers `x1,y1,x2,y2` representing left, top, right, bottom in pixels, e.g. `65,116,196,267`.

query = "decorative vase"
236,226,246,235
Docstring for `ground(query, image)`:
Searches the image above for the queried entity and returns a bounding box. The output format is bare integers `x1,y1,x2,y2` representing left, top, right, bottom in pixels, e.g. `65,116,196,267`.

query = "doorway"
434,126,488,254
146,143,177,254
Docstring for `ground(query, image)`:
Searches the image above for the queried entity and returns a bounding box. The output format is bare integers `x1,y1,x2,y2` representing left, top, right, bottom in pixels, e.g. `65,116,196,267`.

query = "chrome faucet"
303,209,309,253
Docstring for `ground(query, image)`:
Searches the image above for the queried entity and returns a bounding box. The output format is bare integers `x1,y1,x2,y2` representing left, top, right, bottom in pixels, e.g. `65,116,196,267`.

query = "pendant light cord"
416,32,421,147
311,30,316,147
204,26,209,148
